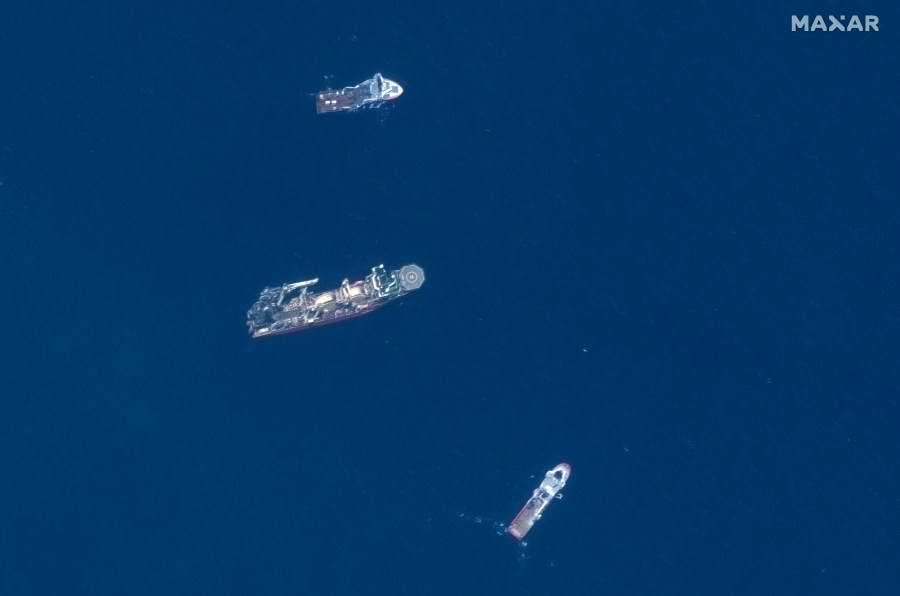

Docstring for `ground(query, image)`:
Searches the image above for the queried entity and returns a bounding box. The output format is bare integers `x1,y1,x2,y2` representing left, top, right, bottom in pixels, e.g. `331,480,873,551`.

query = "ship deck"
316,87,367,114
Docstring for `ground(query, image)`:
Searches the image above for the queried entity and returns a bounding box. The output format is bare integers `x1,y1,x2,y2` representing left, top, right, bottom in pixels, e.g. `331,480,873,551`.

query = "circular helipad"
399,264,425,290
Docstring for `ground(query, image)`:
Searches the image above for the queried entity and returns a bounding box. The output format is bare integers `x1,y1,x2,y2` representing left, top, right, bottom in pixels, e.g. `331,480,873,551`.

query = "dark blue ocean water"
1,1,898,594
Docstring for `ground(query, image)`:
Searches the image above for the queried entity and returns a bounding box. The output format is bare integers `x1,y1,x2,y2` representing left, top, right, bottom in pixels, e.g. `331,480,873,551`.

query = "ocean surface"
1,1,898,594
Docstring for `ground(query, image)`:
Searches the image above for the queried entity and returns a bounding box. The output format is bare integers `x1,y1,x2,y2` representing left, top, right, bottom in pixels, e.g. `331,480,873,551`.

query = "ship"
316,73,404,114
506,463,571,542
246,264,425,338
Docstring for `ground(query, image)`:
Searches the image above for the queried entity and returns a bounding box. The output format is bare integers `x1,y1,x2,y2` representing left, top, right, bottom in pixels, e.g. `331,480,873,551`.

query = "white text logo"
791,15,879,31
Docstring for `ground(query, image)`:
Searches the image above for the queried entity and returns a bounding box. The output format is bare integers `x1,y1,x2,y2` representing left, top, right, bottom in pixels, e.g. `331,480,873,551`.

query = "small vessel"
246,264,425,338
316,73,404,114
506,463,571,541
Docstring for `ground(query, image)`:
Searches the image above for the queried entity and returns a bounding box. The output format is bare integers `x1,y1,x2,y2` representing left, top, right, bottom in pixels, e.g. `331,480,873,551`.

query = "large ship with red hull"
246,264,425,338
506,463,571,541
315,73,403,114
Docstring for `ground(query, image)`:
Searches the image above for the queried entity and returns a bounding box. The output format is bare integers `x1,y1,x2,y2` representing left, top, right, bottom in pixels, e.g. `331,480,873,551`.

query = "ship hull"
315,74,403,114
507,463,571,541
247,264,424,338
250,300,389,338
